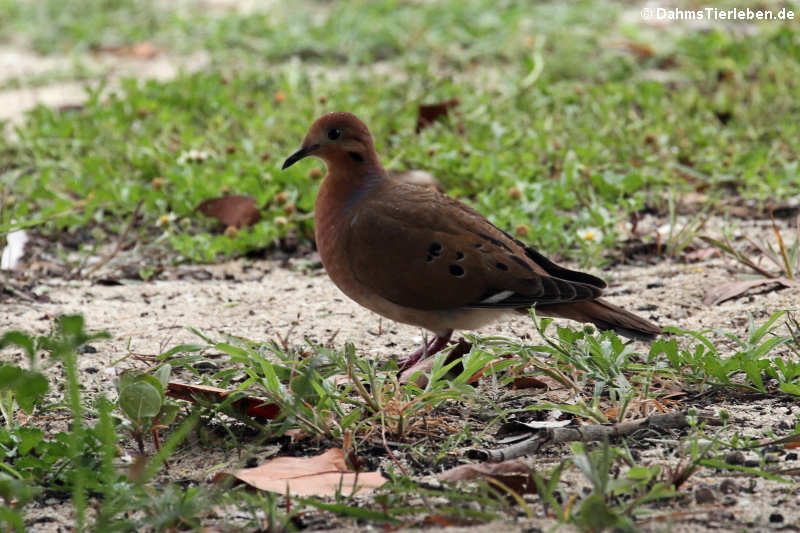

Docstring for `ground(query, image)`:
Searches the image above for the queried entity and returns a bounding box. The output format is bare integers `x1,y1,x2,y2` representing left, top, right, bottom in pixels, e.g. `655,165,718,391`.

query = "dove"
282,112,661,369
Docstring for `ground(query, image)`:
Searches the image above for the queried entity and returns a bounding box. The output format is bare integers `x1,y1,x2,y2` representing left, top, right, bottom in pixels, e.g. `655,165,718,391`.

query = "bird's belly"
323,248,506,334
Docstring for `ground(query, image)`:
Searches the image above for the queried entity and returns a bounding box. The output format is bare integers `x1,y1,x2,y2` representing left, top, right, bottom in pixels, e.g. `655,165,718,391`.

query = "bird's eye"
327,128,341,140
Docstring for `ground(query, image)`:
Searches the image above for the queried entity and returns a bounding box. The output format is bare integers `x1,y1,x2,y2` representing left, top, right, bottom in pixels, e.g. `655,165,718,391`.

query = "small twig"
771,210,794,279
640,506,724,525
744,236,783,272
701,235,777,279
1,281,36,302
83,200,143,279
483,410,720,462
381,414,409,477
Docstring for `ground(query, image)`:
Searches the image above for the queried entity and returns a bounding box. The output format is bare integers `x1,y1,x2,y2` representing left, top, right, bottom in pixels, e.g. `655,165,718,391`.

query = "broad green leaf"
0,332,35,360
153,364,172,390
119,381,162,425
16,428,44,456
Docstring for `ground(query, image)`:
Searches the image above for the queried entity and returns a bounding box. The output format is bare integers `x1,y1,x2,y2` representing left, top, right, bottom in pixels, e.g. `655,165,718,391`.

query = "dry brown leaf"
440,460,537,496
703,277,797,306
166,382,280,419
96,42,161,59
196,195,262,228
614,40,655,59
221,448,386,496
285,428,312,443
684,247,719,262
416,99,460,132
512,376,548,389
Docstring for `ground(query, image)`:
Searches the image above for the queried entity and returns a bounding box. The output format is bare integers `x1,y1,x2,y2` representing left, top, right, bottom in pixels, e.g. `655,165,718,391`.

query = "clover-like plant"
116,364,179,454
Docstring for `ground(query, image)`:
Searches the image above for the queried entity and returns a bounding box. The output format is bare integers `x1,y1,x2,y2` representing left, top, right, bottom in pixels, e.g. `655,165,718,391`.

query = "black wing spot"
348,151,364,162
455,251,465,261
449,264,465,277
510,255,533,272
476,232,512,252
428,242,443,257
495,262,509,271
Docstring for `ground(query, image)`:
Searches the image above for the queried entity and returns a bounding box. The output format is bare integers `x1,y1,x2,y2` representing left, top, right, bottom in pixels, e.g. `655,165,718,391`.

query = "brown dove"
282,112,661,369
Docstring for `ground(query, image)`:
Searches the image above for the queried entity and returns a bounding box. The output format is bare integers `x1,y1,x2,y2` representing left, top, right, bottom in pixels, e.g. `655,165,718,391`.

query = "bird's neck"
314,163,385,256
316,166,385,215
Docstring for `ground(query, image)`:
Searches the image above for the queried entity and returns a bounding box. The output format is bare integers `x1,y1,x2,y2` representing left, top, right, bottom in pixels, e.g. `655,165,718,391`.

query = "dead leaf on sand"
166,382,279,419
440,460,537,496
196,195,262,229
95,42,161,59
704,277,797,306
218,448,386,496
416,99,460,132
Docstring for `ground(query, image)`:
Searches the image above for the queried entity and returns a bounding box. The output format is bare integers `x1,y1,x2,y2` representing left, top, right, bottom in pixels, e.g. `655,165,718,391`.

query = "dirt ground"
5,220,800,531
3,8,800,530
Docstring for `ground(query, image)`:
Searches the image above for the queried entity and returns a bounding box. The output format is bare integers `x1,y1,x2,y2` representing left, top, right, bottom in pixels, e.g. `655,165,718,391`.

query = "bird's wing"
345,181,605,311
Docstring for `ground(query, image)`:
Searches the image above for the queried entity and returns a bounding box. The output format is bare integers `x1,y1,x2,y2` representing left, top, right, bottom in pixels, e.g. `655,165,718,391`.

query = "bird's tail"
531,298,662,341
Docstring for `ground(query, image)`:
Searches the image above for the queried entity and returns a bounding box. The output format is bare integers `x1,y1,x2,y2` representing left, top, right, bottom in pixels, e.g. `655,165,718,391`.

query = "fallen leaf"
752,433,800,449
166,382,280,419
416,99,460,132
285,428,312,443
440,460,537,496
512,376,548,389
703,277,797,306
196,195,262,228
613,40,655,59
96,42,161,59
684,247,719,262
220,448,386,496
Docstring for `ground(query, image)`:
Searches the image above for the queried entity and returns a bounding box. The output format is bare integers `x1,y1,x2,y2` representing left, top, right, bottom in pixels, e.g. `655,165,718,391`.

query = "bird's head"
282,112,377,170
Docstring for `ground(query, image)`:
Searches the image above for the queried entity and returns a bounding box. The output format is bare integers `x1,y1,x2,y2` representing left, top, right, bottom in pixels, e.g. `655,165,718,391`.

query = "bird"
282,112,662,369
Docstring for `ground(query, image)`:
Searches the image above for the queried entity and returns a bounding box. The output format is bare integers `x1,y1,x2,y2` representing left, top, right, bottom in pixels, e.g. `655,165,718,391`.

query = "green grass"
2,1,800,528
2,0,799,265
3,309,798,531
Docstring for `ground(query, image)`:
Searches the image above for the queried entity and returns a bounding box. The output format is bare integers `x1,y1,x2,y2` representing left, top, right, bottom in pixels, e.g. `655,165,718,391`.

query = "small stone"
725,451,745,465
769,512,783,523
694,484,716,504
721,495,737,507
508,186,523,200
719,479,739,494
193,361,218,373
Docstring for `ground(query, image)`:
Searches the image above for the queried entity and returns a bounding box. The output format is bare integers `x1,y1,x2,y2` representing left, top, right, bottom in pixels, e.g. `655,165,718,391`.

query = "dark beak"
281,144,319,170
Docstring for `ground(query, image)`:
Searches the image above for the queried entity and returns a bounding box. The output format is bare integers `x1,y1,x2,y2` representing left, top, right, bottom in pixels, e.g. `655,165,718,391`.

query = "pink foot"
396,330,453,371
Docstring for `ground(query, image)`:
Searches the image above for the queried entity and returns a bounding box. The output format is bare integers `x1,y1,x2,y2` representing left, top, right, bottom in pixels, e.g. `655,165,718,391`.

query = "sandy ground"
5,239,800,531
3,5,800,530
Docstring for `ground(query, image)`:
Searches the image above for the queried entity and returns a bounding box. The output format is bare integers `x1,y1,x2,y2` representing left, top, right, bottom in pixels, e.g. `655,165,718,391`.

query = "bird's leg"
397,330,453,371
